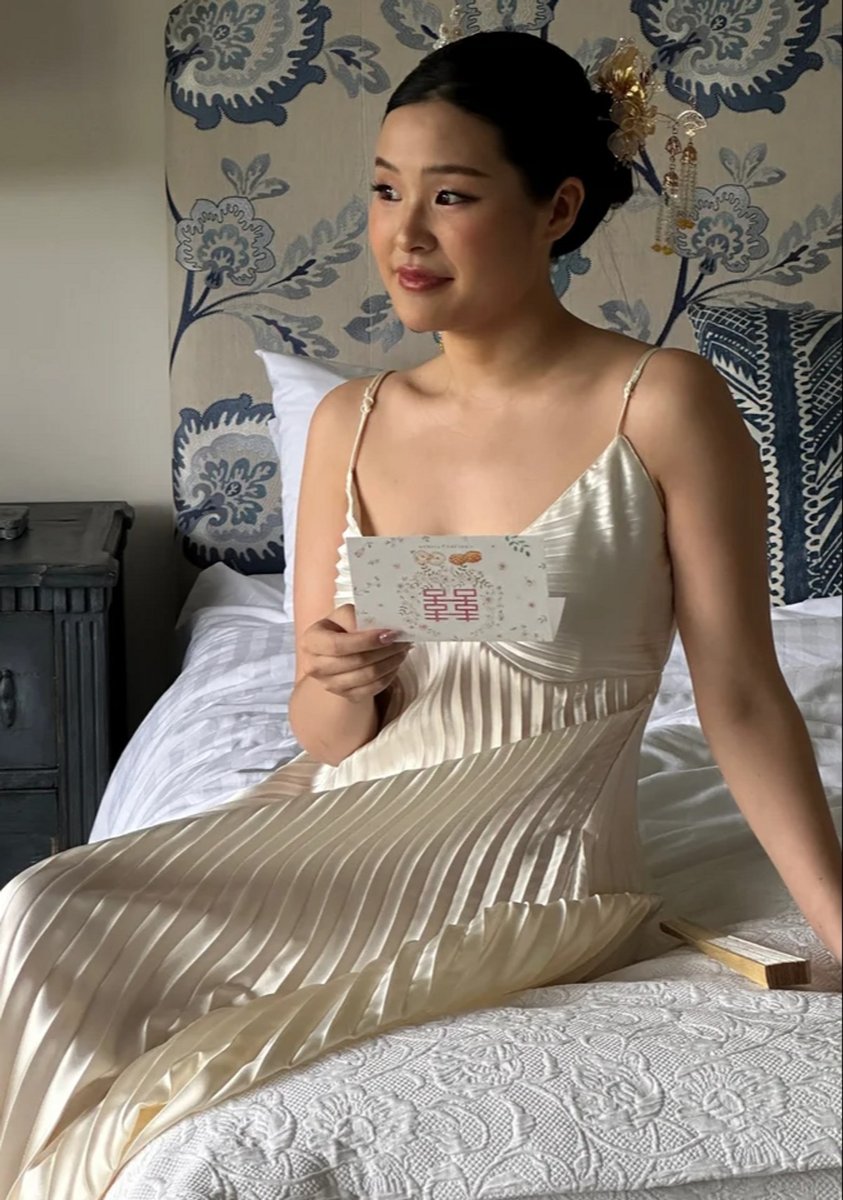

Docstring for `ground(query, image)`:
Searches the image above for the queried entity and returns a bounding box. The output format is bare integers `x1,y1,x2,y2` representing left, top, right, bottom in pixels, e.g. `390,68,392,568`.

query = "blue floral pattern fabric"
687,302,841,605
175,197,276,286
633,0,830,116
166,1,332,128
165,0,842,575
172,394,284,571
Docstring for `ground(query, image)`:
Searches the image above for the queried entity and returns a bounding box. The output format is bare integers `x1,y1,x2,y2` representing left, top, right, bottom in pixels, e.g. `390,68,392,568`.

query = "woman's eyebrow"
374,156,490,178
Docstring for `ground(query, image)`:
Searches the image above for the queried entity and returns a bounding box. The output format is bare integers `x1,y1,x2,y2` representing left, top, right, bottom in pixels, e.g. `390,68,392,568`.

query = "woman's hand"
300,604,411,703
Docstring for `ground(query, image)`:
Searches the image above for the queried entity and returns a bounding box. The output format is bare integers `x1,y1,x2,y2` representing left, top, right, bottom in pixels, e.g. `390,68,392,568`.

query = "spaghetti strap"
615,346,661,437
344,369,395,518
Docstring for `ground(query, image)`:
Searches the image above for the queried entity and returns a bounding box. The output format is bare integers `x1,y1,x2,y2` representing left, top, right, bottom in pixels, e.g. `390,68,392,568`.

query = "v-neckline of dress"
346,431,663,540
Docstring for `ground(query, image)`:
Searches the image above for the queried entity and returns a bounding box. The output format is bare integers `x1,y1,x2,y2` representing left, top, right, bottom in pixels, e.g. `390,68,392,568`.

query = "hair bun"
589,86,615,125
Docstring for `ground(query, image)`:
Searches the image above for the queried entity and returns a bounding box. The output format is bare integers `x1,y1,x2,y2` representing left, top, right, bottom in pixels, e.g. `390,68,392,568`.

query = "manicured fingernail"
378,631,398,644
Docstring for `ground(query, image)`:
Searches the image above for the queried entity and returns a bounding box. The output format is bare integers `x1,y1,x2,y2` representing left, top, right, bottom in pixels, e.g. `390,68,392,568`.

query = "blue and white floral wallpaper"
165,0,842,576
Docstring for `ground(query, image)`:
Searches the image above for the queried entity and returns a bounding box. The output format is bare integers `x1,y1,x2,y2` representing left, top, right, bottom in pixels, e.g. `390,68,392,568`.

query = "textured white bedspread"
96,567,842,1199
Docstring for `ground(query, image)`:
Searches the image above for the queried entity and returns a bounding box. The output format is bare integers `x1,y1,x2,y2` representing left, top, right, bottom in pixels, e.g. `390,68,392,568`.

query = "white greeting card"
346,534,562,642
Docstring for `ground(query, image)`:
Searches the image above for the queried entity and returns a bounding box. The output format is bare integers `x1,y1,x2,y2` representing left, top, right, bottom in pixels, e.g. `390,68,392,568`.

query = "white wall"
0,0,183,732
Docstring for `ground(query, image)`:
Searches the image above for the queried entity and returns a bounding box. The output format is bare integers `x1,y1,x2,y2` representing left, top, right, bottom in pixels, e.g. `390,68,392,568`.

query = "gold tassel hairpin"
650,107,706,253
591,36,707,254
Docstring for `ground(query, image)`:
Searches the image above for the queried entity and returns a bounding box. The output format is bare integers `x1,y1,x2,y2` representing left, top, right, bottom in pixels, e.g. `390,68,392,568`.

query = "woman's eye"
370,182,398,201
436,190,472,205
369,183,475,206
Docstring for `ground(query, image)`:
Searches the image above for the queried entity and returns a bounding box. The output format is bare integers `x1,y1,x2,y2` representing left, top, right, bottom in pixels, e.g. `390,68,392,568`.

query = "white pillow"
255,351,371,620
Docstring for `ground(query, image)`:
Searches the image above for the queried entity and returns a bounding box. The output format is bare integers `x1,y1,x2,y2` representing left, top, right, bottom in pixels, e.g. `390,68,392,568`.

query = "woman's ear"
546,176,586,248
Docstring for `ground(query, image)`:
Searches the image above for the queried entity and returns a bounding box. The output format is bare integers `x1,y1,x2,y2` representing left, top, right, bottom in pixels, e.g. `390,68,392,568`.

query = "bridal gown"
0,345,676,1199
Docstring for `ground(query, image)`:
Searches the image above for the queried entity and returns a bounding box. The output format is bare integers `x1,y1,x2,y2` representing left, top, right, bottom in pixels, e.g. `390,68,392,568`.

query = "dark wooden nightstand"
0,502,134,887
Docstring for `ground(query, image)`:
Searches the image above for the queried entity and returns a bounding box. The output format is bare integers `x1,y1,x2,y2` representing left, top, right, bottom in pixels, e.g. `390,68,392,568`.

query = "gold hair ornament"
591,36,707,253
433,4,467,49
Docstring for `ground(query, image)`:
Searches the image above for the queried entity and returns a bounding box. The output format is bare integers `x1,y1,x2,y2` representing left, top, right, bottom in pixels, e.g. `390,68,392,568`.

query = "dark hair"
384,31,634,259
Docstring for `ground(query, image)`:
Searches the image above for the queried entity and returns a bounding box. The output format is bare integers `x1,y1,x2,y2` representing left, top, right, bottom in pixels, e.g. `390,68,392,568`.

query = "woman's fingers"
318,648,410,697
301,610,411,700
308,623,406,660
310,643,411,678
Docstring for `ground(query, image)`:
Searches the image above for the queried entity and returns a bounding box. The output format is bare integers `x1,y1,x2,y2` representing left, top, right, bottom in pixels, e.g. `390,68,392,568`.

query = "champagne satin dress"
0,345,676,1199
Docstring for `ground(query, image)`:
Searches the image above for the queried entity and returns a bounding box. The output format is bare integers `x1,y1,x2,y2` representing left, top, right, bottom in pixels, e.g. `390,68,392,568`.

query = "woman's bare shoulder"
629,343,737,429
580,331,725,424
311,362,445,449
622,343,756,481
307,373,377,450
312,374,370,419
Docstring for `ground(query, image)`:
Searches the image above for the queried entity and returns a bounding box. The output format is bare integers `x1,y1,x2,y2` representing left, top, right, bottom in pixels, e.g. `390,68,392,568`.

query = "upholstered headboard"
164,1,842,586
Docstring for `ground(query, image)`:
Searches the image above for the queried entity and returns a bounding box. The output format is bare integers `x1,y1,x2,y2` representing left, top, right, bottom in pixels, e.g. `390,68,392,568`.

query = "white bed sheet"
95,566,842,1199
91,565,299,843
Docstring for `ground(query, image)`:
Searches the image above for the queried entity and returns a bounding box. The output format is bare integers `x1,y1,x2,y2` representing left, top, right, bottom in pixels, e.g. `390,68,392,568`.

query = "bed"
91,564,842,1200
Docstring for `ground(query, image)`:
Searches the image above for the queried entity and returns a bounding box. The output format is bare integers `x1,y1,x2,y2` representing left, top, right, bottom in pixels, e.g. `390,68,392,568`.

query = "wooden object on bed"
660,917,812,988
0,501,134,889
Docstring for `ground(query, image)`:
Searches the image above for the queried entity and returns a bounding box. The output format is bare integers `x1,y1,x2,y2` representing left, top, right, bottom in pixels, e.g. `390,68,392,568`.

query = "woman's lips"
396,268,453,292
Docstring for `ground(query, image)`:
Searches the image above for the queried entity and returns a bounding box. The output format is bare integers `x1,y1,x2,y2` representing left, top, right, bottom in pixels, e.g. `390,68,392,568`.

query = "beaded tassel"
675,140,699,230
653,194,675,255
653,98,706,251
652,130,681,254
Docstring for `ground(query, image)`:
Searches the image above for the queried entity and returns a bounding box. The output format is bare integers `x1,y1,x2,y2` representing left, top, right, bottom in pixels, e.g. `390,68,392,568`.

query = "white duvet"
94,566,842,1200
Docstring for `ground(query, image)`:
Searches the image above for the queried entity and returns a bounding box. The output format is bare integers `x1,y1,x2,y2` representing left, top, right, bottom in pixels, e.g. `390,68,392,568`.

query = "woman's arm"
288,378,389,766
691,685,841,960
289,658,381,767
644,349,842,961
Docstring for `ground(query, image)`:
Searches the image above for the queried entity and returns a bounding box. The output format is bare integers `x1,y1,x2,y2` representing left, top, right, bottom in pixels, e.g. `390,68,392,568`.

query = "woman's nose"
395,204,435,253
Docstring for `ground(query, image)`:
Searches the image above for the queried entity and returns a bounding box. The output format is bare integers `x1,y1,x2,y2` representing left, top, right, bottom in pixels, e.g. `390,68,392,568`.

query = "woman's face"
368,99,583,335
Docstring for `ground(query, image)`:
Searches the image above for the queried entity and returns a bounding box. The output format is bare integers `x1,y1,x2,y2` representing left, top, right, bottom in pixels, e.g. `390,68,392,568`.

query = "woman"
0,30,840,1200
